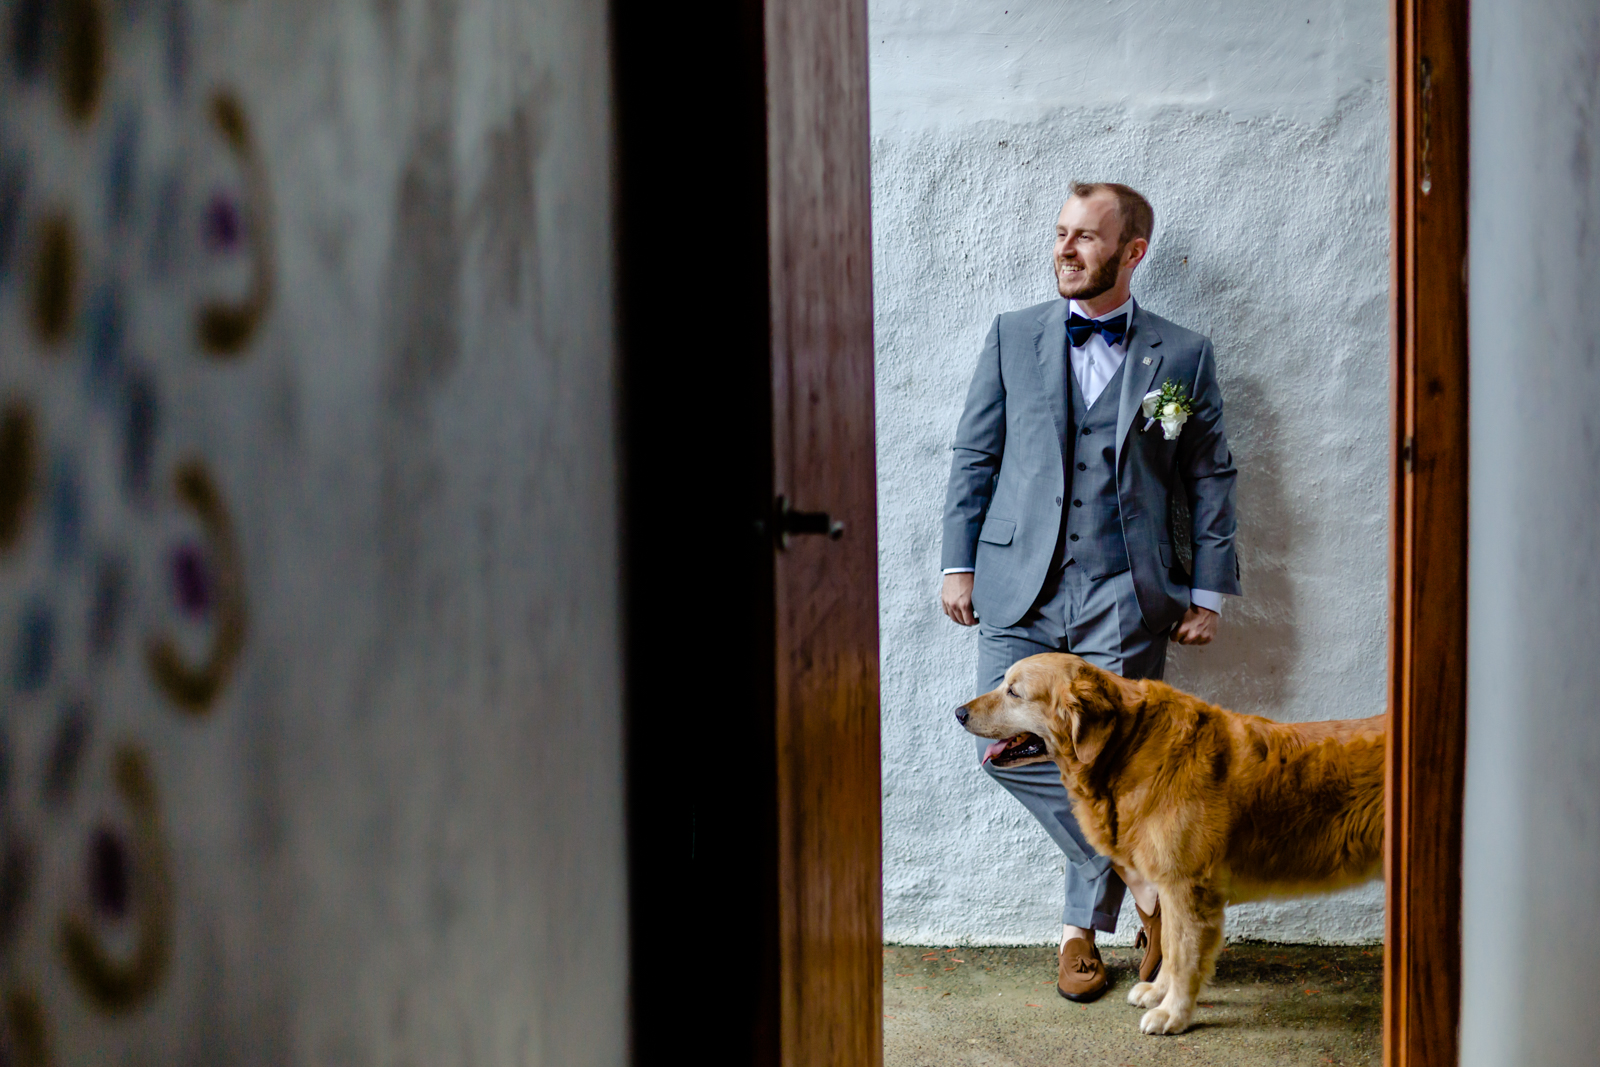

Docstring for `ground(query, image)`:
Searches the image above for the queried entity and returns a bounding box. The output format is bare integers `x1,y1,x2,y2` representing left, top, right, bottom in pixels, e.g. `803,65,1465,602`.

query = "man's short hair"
1069,181,1154,247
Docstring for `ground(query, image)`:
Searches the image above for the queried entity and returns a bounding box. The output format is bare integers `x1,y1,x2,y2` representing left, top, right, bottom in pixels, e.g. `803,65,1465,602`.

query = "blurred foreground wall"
1462,0,1600,1064
0,0,624,1062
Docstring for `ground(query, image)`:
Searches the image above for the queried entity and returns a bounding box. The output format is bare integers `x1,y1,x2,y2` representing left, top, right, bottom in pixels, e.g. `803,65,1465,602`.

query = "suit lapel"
1034,299,1070,452
1115,303,1164,465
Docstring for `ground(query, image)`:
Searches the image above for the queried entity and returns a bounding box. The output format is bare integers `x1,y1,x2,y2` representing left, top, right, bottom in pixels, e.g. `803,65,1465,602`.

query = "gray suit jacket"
941,298,1241,633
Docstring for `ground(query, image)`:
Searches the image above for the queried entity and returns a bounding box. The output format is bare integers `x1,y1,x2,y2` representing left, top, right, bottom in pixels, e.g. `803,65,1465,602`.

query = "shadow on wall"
1166,374,1300,717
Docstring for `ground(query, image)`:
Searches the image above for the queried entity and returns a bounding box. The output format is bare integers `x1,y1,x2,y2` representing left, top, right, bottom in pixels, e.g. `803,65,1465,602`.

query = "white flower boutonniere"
1141,380,1195,441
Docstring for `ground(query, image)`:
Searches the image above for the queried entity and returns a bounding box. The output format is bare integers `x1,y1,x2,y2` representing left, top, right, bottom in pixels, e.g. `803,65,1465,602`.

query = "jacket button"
1076,462,1087,471
1069,533,1080,542
1073,499,1082,507
1055,496,1063,505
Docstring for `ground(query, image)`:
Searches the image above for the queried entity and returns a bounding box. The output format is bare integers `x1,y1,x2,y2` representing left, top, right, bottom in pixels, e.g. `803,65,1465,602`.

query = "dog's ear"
1063,667,1123,766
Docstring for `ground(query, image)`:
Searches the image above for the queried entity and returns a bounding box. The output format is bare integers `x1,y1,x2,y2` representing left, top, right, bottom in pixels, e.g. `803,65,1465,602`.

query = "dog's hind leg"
1139,884,1225,1036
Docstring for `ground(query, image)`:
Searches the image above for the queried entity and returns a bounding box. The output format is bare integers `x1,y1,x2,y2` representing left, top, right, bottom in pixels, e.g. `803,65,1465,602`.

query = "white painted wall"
872,0,1391,944
0,0,624,1060
1460,1,1600,1064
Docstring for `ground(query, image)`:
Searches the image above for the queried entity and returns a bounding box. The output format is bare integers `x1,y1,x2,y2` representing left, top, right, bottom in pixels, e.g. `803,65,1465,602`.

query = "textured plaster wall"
873,0,1391,944
1460,0,1600,1063
0,0,623,1062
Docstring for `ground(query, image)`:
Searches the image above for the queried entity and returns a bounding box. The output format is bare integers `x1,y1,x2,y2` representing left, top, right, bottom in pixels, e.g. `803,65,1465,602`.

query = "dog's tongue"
981,740,1012,765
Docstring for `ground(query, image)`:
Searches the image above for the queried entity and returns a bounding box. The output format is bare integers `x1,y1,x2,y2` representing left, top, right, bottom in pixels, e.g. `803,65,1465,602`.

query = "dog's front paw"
1139,1005,1192,1035
1128,981,1161,1008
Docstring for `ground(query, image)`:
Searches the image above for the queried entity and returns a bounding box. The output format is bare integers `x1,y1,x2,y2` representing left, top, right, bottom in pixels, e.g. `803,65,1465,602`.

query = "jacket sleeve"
941,317,1007,571
1174,339,1242,595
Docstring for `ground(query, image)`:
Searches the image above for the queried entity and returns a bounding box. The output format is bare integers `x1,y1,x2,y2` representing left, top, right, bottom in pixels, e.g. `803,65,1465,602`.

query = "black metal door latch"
768,494,844,549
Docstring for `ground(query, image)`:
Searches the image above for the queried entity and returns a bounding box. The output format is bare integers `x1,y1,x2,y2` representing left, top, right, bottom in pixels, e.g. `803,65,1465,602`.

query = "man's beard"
1057,243,1125,301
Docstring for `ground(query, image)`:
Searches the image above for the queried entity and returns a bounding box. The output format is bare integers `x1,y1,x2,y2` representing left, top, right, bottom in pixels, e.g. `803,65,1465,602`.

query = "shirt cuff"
1190,588,1225,614
942,567,975,575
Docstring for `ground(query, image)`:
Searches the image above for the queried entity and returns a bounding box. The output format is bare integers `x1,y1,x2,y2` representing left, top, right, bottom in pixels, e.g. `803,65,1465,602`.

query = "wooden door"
615,1,879,1065
764,1,882,1064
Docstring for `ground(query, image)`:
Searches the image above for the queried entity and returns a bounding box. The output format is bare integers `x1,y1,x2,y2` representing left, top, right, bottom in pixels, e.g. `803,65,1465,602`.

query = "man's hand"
941,572,977,626
1172,605,1219,645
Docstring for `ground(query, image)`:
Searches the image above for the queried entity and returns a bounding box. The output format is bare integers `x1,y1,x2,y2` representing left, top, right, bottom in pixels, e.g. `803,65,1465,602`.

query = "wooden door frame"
1385,0,1468,1065
617,0,1468,1063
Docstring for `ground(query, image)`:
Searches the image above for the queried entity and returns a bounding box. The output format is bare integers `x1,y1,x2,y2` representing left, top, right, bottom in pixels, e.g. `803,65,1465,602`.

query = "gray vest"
1062,359,1131,578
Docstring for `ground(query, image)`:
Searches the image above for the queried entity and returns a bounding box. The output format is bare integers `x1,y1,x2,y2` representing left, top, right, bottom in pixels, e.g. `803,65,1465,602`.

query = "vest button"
1069,533,1080,542
1076,462,1087,471
1082,425,1092,435
1073,499,1082,507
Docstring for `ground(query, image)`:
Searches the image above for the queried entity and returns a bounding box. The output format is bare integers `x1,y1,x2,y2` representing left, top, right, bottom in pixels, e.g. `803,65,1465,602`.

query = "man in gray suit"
940,182,1240,1002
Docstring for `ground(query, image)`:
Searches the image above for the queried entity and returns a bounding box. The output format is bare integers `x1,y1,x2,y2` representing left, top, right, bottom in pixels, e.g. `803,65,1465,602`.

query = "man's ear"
1120,236,1150,274
1063,668,1123,765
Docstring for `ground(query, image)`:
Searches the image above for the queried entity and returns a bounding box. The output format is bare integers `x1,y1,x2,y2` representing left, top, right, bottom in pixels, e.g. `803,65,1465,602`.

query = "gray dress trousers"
974,562,1167,932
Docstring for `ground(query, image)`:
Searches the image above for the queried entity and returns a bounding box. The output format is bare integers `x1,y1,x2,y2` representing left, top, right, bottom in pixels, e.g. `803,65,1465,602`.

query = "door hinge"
1402,436,1415,473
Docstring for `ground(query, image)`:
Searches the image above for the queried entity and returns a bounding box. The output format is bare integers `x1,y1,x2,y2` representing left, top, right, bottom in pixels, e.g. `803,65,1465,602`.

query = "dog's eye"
1006,685,1019,698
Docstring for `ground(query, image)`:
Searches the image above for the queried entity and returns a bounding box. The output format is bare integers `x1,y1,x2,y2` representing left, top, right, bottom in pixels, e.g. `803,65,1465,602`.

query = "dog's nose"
954,704,970,726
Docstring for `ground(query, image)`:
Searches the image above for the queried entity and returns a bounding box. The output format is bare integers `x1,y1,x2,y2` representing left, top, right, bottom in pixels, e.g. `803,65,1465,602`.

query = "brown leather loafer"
1133,901,1163,983
1057,937,1109,1002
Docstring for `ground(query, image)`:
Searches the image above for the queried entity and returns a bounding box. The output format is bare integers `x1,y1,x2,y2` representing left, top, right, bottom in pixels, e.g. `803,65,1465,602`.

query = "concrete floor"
884,943,1381,1067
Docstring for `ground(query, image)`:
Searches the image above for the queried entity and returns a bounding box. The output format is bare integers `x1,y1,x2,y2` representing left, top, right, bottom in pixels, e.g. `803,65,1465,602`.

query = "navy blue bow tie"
1066,312,1129,349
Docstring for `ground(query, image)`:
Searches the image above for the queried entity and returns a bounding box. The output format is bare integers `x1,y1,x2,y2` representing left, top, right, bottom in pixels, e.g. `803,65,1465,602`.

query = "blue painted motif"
122,370,157,504
85,285,126,394
163,0,190,98
9,0,48,82
88,555,127,660
47,456,83,565
0,160,23,283
12,602,54,693
107,112,140,227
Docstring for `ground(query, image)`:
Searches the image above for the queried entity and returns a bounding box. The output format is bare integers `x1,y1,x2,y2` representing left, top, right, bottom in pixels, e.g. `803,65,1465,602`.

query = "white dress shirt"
1068,295,1135,407
944,296,1225,616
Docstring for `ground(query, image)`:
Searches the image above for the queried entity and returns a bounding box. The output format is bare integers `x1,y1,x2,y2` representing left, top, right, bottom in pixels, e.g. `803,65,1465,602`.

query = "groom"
939,182,1241,1002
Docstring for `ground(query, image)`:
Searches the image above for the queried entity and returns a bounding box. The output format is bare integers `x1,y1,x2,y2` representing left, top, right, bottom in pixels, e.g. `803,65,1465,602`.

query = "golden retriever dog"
956,652,1384,1035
